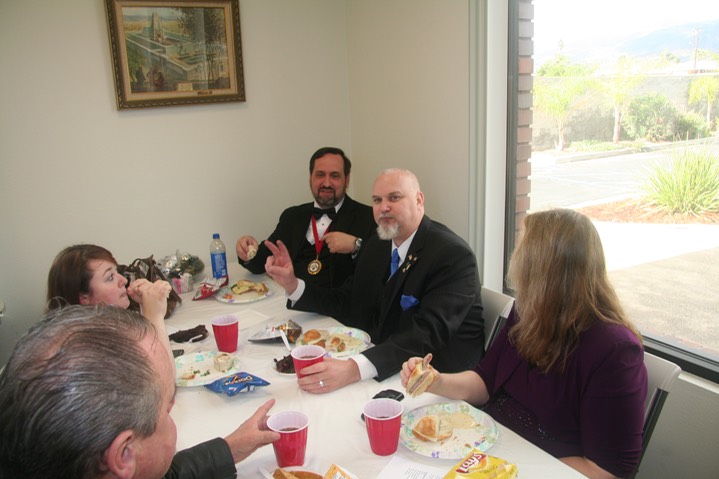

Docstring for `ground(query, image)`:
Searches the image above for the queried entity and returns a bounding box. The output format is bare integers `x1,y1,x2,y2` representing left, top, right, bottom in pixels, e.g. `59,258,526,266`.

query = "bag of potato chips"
443,449,518,479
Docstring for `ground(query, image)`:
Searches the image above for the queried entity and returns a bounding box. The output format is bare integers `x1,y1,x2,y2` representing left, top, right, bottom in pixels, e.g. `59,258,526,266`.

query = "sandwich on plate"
412,414,454,442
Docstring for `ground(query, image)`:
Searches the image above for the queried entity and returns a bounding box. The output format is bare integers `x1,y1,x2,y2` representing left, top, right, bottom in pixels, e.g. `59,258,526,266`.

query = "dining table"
167,263,586,479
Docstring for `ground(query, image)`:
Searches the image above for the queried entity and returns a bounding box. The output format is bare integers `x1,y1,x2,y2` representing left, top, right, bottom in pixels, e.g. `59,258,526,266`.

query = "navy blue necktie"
390,249,400,276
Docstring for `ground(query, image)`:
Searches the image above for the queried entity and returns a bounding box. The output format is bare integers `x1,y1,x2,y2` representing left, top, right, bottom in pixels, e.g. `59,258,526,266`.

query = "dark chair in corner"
480,286,514,351
632,352,681,478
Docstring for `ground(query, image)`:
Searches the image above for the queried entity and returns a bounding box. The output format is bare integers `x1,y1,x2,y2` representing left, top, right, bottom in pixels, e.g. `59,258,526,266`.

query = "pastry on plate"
230,279,269,296
213,353,233,373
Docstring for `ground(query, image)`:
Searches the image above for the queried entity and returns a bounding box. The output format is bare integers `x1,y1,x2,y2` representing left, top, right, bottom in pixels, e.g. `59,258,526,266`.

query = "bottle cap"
213,233,220,239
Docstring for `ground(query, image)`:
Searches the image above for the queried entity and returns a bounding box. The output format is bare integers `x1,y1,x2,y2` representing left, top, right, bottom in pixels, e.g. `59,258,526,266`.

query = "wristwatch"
354,237,363,254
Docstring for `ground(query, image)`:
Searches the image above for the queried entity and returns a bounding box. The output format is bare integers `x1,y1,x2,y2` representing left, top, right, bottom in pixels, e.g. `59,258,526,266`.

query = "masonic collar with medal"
308,214,326,275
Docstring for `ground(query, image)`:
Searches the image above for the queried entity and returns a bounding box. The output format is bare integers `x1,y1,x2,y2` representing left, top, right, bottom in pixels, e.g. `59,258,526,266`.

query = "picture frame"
104,0,244,109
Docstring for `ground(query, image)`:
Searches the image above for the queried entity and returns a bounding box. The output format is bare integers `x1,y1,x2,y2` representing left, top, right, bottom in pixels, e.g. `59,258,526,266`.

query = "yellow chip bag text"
443,449,518,479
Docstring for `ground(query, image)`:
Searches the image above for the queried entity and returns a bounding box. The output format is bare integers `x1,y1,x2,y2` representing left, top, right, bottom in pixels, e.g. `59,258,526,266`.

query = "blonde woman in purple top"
401,209,647,479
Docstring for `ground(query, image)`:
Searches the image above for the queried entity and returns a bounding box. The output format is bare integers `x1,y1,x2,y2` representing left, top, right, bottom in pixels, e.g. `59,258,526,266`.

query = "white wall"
0,0,354,361
346,0,471,239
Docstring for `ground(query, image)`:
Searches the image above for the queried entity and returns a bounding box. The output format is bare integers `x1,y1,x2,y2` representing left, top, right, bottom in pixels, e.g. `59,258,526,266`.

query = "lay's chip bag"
443,449,518,479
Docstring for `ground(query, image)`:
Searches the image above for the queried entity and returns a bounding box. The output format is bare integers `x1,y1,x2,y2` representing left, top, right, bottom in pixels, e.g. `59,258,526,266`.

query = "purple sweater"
475,309,647,478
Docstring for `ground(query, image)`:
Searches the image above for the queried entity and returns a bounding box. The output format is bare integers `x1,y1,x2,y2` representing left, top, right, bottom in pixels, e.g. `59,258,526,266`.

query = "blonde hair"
507,209,641,373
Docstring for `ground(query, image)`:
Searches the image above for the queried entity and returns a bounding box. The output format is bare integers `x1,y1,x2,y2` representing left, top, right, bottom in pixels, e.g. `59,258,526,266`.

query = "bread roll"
412,414,453,442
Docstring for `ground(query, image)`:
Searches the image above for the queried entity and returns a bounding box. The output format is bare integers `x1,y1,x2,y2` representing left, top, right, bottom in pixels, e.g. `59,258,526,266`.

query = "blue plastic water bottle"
209,233,228,279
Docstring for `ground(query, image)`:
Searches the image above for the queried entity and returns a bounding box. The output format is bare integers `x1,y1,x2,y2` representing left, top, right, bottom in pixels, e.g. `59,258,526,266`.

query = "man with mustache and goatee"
264,168,484,393
236,147,375,288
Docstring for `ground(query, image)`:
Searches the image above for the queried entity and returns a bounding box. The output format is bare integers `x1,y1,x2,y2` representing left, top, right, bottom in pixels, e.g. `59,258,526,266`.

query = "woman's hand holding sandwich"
400,354,491,406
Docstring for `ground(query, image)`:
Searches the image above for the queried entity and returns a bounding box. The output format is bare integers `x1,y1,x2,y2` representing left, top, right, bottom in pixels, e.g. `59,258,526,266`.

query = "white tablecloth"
167,264,584,478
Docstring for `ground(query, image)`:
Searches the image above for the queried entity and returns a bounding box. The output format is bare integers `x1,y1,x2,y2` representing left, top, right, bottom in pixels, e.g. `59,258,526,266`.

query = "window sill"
644,337,719,385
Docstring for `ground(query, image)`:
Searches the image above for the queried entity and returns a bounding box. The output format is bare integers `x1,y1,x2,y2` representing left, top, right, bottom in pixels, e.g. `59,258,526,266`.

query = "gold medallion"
308,259,322,275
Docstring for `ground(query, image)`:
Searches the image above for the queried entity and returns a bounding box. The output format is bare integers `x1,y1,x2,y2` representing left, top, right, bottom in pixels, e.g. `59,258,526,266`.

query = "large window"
511,0,719,381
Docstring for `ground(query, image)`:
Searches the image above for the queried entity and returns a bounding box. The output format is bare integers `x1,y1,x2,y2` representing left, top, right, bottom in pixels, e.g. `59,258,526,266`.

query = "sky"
533,0,719,66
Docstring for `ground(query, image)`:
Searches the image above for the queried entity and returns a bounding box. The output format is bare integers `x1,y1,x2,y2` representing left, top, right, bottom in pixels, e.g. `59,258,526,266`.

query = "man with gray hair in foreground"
0,305,279,479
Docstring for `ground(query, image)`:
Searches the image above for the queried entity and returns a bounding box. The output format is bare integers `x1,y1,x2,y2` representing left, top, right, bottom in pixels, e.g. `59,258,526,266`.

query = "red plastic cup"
363,398,403,455
290,345,325,378
211,314,239,353
267,411,310,467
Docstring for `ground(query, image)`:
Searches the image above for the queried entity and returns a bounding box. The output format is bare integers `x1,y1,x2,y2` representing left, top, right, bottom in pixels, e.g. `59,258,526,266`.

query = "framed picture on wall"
104,0,244,109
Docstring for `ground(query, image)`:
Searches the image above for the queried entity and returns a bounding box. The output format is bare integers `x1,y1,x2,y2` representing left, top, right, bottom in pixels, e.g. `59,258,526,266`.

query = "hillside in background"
620,19,719,60
537,19,719,67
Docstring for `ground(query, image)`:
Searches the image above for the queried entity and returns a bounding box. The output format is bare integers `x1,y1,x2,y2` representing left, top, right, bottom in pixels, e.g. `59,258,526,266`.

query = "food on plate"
329,335,346,352
213,352,234,373
204,372,270,396
168,324,208,343
272,464,355,479
249,320,303,343
412,414,454,443
411,410,478,443
406,353,438,397
275,319,303,343
230,279,269,296
274,354,295,374
301,329,325,343
326,333,362,353
180,368,211,381
272,468,322,479
444,411,477,429
247,245,257,259
323,464,355,479
300,329,364,354
442,449,518,479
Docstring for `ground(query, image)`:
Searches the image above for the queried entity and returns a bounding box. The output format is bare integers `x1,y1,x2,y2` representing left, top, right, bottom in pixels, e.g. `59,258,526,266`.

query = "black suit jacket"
292,215,484,380
241,195,376,288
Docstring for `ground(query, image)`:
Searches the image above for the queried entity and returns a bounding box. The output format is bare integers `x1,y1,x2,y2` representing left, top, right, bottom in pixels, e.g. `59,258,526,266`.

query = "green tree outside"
534,52,597,151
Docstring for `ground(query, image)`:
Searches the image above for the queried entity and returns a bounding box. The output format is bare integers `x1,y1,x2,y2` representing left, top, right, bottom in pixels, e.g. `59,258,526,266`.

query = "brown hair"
46,244,117,311
507,209,641,373
309,146,351,175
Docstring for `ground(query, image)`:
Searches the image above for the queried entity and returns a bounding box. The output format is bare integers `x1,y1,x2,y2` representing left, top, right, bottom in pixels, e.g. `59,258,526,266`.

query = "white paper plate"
215,283,273,304
400,402,498,459
295,327,371,358
175,350,240,387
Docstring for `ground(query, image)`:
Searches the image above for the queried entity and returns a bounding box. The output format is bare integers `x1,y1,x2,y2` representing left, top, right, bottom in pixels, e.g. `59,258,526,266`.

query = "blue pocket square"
400,295,420,311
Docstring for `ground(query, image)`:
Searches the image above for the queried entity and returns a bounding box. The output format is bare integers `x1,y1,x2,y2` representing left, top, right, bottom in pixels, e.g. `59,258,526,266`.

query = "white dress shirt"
305,198,344,244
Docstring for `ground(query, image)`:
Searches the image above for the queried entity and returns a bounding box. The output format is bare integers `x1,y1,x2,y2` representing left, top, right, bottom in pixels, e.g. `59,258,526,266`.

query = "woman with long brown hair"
401,209,647,479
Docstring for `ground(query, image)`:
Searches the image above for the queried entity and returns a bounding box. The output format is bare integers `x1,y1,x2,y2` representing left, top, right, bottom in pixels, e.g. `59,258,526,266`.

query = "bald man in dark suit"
265,168,484,393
